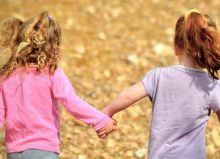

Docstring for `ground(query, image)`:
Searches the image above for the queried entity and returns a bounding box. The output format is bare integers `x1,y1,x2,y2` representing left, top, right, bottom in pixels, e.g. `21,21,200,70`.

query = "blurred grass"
0,0,220,158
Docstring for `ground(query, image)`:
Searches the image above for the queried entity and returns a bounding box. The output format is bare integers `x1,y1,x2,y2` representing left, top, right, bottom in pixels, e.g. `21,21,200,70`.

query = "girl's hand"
96,118,117,139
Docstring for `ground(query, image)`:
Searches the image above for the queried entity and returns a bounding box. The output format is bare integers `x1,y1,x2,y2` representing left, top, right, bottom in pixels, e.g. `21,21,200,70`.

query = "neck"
176,50,201,69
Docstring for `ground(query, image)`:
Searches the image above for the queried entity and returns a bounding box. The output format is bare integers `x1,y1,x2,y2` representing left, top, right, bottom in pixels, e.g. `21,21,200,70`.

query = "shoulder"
207,79,220,99
53,67,66,76
209,79,220,88
54,67,63,73
51,67,70,82
216,79,220,85
142,67,163,85
143,67,160,75
143,66,170,78
142,66,178,85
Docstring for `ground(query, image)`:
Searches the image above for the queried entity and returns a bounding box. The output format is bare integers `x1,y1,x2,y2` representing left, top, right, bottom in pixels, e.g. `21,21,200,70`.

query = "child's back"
142,65,219,158
1,67,61,152
1,65,111,154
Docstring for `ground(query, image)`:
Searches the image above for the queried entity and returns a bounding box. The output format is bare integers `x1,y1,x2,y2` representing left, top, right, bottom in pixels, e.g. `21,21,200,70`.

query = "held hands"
96,118,117,139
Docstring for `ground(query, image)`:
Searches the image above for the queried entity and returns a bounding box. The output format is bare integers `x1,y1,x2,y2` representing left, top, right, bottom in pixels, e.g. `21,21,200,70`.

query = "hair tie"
185,9,200,19
48,16,52,21
16,42,30,55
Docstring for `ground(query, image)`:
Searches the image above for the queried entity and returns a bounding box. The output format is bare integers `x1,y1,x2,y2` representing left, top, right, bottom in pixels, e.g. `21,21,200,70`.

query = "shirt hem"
6,145,60,154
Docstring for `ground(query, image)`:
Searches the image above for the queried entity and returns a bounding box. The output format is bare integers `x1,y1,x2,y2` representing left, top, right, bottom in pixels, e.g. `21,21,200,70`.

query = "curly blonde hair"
0,11,61,80
0,17,23,79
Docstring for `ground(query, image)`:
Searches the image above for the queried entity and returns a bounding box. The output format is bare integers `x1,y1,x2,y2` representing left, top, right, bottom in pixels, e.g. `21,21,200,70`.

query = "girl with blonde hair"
0,11,116,159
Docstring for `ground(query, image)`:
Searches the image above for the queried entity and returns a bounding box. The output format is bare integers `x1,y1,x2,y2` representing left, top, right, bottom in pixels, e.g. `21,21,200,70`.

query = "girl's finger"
99,134,107,139
98,130,107,136
97,127,106,134
113,125,117,131
112,118,118,125
109,125,117,133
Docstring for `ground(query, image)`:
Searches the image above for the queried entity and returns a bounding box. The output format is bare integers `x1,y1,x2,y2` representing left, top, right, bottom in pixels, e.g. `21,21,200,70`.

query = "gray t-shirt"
142,65,220,159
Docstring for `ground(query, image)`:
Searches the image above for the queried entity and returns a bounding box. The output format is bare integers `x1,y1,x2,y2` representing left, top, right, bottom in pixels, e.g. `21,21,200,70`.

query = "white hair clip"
185,9,200,19
16,42,30,56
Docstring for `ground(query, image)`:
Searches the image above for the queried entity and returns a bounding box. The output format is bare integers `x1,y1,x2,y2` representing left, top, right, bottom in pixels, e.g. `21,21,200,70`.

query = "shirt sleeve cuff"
93,115,110,131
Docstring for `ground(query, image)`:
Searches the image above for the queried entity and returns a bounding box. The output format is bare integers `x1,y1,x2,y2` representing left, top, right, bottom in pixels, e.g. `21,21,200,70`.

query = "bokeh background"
0,0,220,158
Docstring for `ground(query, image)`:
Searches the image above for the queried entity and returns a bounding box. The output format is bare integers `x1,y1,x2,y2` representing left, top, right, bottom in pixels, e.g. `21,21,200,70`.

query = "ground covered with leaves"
0,0,220,158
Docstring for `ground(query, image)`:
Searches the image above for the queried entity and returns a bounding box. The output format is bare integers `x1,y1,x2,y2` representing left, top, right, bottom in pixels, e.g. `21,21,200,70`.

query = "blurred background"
0,0,220,158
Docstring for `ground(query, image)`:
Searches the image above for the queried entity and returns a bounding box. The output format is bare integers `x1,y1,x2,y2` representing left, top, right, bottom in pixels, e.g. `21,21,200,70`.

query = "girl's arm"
103,82,147,117
52,68,116,134
217,110,220,123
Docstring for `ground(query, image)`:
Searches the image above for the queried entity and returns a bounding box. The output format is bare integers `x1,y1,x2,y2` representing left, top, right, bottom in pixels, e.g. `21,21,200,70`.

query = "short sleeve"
210,84,220,112
141,68,159,100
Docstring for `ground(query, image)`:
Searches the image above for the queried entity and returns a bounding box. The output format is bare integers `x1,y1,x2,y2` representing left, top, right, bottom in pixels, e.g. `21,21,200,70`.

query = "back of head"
17,11,61,73
174,9,220,79
0,11,61,81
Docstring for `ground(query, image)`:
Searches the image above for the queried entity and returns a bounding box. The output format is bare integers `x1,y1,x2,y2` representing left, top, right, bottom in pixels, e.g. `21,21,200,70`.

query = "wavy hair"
174,10,220,79
0,17,23,80
0,11,61,80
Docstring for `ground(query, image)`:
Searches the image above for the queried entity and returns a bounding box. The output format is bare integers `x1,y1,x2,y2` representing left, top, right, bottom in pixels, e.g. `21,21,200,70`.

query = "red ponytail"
174,11,220,79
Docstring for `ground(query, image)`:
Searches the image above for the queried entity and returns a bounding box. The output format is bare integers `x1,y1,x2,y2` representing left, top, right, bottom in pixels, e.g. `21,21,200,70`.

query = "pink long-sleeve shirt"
0,67,110,153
